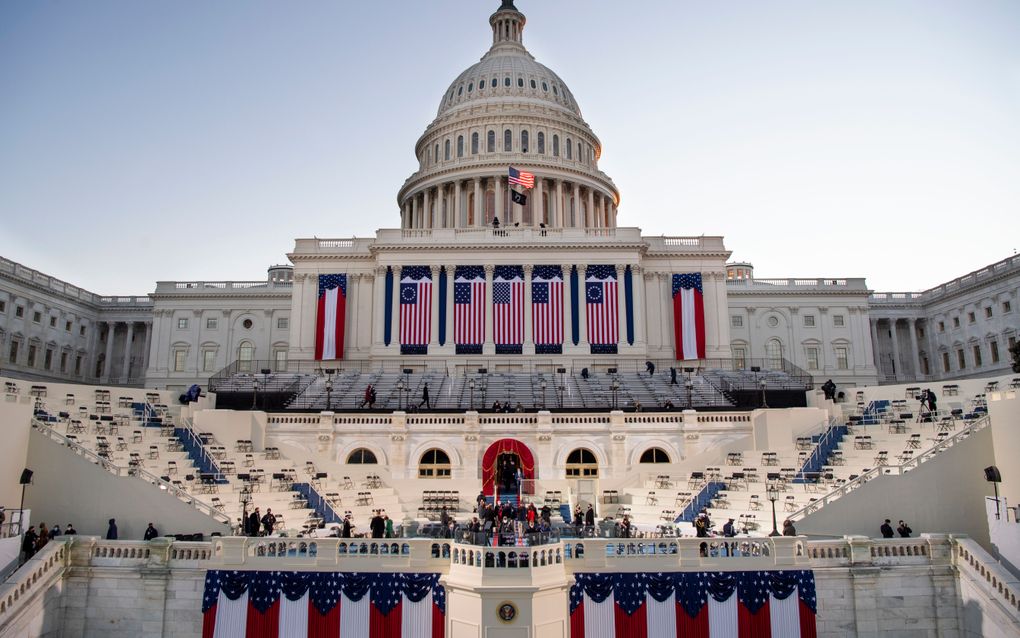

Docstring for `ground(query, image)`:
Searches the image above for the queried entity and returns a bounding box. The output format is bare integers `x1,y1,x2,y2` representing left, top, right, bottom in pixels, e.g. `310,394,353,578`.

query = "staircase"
292,483,342,524
676,481,726,523
174,425,228,483
794,421,848,482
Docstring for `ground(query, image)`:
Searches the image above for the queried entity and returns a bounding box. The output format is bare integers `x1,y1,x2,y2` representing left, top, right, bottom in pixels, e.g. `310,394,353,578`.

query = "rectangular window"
942,352,950,372
75,355,82,375
16,306,24,318
0,300,6,313
968,312,976,324
206,318,218,330
804,315,815,327
985,307,993,319
60,352,68,372
918,327,925,338
953,317,960,328
275,350,288,370
202,350,217,372
80,325,86,337
33,311,41,323
991,341,1000,363
938,321,945,333
28,345,37,367
1010,336,1017,350
973,345,982,367
49,316,56,327
957,349,966,369
1004,301,1012,313
44,349,53,370
8,341,18,363
732,347,747,369
835,347,849,370
173,350,187,372
277,317,289,330
177,317,189,330
65,320,72,331
806,347,819,370
731,316,743,328
833,315,845,327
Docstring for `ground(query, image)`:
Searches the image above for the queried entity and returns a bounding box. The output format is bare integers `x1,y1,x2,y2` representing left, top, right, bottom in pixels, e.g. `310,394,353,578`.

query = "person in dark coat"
926,390,937,413
143,523,159,540
897,520,912,538
341,516,353,538
584,504,595,533
261,509,276,536
419,383,430,409
370,511,385,538
783,519,797,536
106,518,118,540
248,508,261,537
723,518,736,537
670,367,678,385
645,361,655,376
22,526,38,561
880,519,895,538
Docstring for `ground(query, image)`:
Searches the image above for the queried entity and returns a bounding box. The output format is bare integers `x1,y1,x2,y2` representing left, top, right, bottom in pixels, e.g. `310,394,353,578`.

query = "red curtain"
481,438,536,495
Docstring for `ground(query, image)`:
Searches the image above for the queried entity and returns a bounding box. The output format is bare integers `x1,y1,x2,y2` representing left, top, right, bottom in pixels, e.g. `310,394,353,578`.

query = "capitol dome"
397,0,620,233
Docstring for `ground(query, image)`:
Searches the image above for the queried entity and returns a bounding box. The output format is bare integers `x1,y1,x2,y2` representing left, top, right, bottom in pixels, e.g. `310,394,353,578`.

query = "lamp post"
760,378,768,409
610,378,620,409
685,378,694,410
251,379,261,410
396,379,405,411
469,379,476,411
540,380,547,409
239,485,252,536
325,378,334,411
17,468,32,565
766,483,781,536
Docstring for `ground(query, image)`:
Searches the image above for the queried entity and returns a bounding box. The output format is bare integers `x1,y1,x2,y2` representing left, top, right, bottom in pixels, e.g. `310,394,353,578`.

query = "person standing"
926,390,937,414
670,367,678,385
585,504,595,535
783,519,797,536
65,523,77,535
143,523,159,540
645,361,655,376
22,526,38,561
385,515,394,539
370,511,385,539
36,524,50,552
897,520,912,538
419,383,430,409
261,509,276,536
106,518,118,540
880,519,894,538
361,385,374,409
249,508,261,537
49,524,62,539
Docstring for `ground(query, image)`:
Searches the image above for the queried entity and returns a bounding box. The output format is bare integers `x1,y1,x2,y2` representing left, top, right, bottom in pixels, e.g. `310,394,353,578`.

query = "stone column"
908,318,920,378
870,319,881,371
483,265,495,355
523,264,534,354
348,273,360,355
572,183,580,228
586,188,595,228
494,176,504,226
473,178,482,227
534,178,544,227
615,265,627,347
102,322,116,382
423,188,432,229
454,180,462,228
578,264,589,351
121,322,135,382
555,180,564,227
412,193,420,229
142,321,153,379
430,266,441,347
632,265,646,346
390,267,401,351
660,274,673,353
889,319,903,381
372,267,387,349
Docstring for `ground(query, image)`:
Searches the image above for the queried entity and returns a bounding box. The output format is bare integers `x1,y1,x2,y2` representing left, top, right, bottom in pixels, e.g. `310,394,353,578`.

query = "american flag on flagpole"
454,266,486,347
508,166,535,189
201,570,446,638
585,265,619,346
314,274,346,361
569,570,817,638
532,265,564,347
493,266,524,346
400,266,432,350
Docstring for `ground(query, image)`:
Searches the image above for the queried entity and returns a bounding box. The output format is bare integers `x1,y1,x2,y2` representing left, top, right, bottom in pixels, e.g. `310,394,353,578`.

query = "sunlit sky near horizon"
2,0,1019,295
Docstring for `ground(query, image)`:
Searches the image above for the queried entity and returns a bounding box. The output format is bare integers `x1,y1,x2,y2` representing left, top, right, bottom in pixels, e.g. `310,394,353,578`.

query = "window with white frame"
835,346,849,370
277,318,289,330
806,347,819,370
177,317,189,330
731,315,743,328
732,346,747,369
833,315,845,327
804,315,815,327
173,349,187,372
206,317,218,330
202,349,217,372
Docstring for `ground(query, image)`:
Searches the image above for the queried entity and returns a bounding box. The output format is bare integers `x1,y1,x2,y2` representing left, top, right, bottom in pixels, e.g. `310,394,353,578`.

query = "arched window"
433,144,439,165
471,132,479,155
504,129,512,152
521,130,529,153
640,448,671,464
566,448,598,478
566,138,572,160
537,132,545,154
491,78,497,88
765,339,784,369
237,341,254,372
487,130,496,153
467,82,473,93
530,79,537,89
347,449,377,464
419,449,451,478
552,135,559,157
577,142,582,162
517,77,524,88
457,135,464,158
444,139,451,161
504,76,511,87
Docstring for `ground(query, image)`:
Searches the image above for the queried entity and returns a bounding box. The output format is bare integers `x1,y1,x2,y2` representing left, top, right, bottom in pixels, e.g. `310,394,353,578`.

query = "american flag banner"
314,274,347,361
673,273,706,360
493,266,524,353
201,570,446,638
585,265,619,354
569,570,817,638
532,265,564,354
400,266,432,355
454,266,486,354
508,166,535,189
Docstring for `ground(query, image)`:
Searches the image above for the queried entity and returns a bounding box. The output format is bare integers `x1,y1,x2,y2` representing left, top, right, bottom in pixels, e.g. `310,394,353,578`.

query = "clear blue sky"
2,0,1018,294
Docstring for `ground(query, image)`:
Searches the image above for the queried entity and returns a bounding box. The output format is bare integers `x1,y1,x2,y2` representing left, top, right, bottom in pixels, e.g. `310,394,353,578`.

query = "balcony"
727,277,869,292
153,280,293,294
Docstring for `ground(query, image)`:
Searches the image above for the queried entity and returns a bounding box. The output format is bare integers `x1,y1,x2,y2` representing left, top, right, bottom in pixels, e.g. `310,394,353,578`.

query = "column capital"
819,306,829,314
484,264,495,275
446,264,457,273
430,265,441,276
376,266,388,276
631,264,642,275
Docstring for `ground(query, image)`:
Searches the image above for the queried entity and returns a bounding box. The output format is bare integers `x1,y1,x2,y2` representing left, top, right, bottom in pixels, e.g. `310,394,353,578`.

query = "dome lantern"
489,0,526,50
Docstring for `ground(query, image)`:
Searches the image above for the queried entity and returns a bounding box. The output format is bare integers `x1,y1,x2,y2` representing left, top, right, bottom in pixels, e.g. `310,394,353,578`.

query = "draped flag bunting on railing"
532,265,564,354
454,266,485,355
400,266,432,355
314,274,346,361
493,265,524,354
569,570,816,638
586,265,619,354
673,273,706,360
202,570,446,638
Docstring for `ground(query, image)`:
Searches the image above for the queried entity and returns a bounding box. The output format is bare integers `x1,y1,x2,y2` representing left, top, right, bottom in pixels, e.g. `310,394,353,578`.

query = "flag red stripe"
569,601,584,638
432,601,446,638
245,600,280,638
335,288,346,361
369,601,401,638
694,287,706,358
202,605,217,638
307,598,341,638
314,292,326,360
673,290,684,361
738,600,771,638
799,599,817,638
614,601,647,637
676,602,710,638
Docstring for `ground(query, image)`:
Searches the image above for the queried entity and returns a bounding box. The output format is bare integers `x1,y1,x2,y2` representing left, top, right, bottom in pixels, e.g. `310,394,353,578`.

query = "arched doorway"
481,439,536,497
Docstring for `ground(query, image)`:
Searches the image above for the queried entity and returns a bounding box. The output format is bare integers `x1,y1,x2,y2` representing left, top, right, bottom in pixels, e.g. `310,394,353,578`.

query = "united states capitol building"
1,2,1019,637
